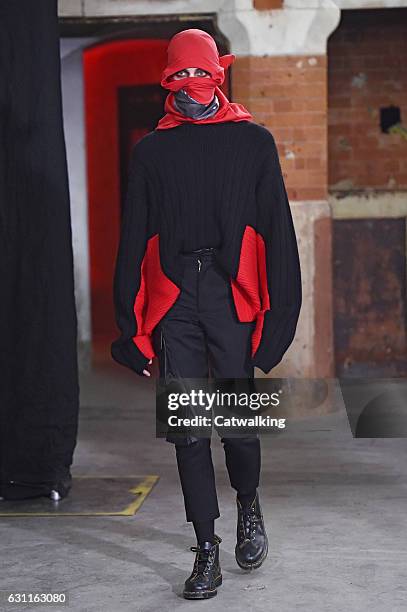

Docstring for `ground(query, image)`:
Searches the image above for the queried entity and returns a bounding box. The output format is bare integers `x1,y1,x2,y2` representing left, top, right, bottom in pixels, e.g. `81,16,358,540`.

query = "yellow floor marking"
0,475,159,517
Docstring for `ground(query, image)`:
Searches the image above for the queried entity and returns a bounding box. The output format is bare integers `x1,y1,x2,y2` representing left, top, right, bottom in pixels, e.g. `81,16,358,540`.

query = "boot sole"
235,536,269,571
183,574,222,599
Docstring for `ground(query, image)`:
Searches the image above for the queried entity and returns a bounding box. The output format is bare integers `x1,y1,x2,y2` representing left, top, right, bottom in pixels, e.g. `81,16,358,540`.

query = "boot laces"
241,505,259,541
190,544,216,577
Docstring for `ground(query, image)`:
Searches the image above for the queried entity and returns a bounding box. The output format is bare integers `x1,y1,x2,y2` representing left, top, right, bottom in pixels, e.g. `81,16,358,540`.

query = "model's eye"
196,69,208,77
176,70,188,77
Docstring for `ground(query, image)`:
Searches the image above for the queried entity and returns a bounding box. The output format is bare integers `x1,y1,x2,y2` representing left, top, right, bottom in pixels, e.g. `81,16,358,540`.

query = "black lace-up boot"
235,492,268,570
183,534,222,599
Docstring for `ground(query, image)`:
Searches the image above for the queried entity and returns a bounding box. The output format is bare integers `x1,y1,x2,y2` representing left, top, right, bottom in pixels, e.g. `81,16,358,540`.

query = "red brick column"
232,53,333,378
253,0,283,9
232,55,328,201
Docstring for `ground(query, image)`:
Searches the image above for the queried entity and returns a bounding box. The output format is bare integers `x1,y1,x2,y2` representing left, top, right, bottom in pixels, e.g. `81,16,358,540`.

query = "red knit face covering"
164,73,222,105
156,29,253,130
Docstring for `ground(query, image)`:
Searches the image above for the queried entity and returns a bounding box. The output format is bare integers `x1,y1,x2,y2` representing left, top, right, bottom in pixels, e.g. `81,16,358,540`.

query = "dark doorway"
117,83,166,216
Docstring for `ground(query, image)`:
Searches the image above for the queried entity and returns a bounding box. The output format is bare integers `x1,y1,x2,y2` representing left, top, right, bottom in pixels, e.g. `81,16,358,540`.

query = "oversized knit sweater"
111,120,302,376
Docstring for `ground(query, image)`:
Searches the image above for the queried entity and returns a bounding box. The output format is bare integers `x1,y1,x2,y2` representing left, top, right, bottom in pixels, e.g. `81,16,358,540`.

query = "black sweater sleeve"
252,135,302,374
110,146,150,376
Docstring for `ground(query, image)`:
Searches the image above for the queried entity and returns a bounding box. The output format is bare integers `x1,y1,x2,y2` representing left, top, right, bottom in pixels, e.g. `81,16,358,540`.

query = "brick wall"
253,0,283,9
328,8,407,191
233,55,327,201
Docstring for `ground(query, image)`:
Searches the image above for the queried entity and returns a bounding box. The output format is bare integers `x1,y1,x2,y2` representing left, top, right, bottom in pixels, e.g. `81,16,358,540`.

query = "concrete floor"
1,349,407,612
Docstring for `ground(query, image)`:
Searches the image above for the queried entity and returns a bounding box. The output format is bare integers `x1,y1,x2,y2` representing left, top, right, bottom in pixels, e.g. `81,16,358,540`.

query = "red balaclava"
155,29,253,130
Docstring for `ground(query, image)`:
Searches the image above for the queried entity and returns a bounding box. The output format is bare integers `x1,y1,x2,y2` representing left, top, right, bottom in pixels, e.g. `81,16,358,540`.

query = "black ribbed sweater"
111,120,302,375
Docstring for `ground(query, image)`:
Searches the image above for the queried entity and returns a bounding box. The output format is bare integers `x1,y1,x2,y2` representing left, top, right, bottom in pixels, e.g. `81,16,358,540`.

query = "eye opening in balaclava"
170,67,212,78
169,65,218,115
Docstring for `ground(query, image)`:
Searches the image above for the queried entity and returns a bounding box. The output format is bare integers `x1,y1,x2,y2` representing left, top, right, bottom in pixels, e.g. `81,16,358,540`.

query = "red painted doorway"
83,38,168,348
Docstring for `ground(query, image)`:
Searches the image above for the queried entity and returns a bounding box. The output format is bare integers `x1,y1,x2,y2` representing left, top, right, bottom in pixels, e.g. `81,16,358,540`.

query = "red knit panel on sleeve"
133,233,181,359
251,232,271,356
230,225,261,322
229,225,271,357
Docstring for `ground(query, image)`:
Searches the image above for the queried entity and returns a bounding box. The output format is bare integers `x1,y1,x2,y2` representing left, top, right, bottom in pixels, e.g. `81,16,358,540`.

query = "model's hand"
142,359,153,376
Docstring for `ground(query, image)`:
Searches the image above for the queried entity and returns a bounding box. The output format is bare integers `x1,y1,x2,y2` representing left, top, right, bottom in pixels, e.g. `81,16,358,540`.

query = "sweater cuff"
251,306,300,375
111,338,150,376
252,353,282,375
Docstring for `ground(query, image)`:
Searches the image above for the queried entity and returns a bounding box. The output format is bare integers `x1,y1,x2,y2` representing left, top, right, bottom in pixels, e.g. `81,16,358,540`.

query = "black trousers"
153,248,261,522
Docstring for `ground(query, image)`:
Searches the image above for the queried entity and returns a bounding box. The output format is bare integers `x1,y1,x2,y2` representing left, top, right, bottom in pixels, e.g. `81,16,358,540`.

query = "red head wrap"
156,29,253,130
